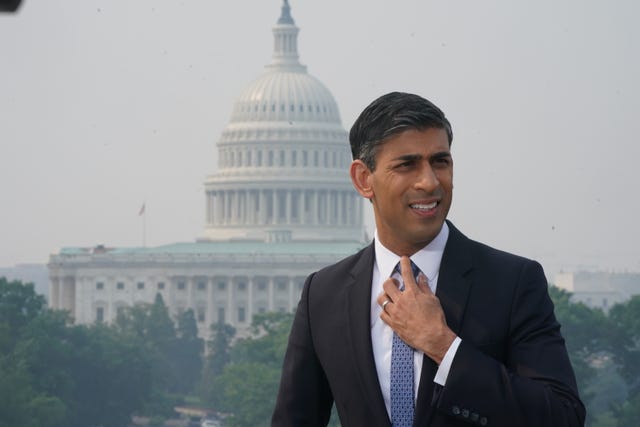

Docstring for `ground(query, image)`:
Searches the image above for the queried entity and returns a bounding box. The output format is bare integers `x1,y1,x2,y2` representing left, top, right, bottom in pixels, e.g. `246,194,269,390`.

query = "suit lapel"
437,221,474,335
415,221,474,425
345,243,391,424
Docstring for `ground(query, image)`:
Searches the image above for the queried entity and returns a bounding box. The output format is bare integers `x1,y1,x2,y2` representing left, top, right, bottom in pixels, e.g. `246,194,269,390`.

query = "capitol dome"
228,0,341,125
202,0,365,244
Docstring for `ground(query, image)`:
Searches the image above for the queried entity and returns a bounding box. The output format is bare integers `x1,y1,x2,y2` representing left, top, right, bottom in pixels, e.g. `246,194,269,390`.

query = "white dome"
230,70,342,124
201,1,365,245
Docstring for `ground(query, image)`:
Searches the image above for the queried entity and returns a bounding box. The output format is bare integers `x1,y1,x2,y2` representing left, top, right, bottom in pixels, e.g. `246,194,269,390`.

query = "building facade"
48,1,366,338
555,271,640,312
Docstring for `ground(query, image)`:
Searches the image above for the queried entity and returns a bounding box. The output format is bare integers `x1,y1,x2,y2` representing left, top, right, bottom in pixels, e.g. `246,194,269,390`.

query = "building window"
197,281,206,291
238,307,246,323
238,282,246,291
279,150,285,166
96,307,104,323
257,281,267,291
291,151,297,166
137,282,144,290
157,282,165,290
96,282,104,290
217,282,226,291
217,307,225,324
277,280,287,291
197,308,206,323
268,151,273,166
257,150,263,166
177,281,186,290
278,306,286,313
302,150,308,166
603,298,608,308
117,282,125,290
258,306,266,314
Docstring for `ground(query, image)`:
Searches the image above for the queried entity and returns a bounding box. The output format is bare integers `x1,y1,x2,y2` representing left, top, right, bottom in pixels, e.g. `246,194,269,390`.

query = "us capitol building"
48,1,367,338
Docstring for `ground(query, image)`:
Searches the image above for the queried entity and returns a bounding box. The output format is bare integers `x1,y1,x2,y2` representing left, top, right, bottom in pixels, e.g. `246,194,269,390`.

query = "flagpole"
143,209,146,247
139,202,146,247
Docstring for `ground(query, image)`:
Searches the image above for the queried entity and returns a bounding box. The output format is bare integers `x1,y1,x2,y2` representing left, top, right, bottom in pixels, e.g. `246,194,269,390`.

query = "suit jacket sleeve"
434,260,586,427
271,272,334,426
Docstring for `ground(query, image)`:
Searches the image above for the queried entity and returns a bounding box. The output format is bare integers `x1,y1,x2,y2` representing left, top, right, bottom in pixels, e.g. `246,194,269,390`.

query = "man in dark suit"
272,92,585,426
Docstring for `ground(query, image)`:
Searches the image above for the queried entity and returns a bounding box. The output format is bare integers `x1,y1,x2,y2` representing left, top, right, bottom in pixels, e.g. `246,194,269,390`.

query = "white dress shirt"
370,222,462,417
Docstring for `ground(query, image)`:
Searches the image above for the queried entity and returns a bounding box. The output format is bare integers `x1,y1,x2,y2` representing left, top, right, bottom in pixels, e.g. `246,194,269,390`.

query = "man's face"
364,127,453,255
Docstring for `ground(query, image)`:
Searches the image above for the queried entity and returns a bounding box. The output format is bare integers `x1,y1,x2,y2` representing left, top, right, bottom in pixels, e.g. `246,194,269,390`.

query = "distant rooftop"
57,240,366,257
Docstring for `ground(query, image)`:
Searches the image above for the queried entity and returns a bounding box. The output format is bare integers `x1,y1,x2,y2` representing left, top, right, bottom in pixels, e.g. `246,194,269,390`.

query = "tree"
200,322,236,409
0,354,66,427
218,362,281,427
608,295,640,395
171,309,204,394
213,313,293,426
0,277,46,353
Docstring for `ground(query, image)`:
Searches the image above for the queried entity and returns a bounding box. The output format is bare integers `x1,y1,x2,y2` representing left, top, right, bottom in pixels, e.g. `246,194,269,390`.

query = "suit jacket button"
480,417,488,426
471,412,479,422
452,406,461,415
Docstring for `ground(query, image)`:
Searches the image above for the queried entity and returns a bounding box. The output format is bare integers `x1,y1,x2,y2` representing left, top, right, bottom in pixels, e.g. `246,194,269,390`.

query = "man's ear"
350,160,374,199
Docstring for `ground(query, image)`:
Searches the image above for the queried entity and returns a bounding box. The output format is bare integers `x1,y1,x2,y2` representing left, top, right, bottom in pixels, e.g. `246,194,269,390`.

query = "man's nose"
414,165,440,192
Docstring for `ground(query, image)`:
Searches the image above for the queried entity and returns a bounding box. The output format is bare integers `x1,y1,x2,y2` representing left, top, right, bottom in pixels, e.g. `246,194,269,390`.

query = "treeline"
1,277,638,427
549,287,640,426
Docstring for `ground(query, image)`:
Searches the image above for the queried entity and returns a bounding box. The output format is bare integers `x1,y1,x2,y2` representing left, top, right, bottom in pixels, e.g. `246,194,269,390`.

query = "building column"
248,277,254,322
299,190,305,224
286,190,292,224
272,190,278,224
313,190,319,225
288,277,295,312
226,279,234,326
224,191,231,225
187,277,195,310
259,190,266,224
207,277,215,329
268,277,275,311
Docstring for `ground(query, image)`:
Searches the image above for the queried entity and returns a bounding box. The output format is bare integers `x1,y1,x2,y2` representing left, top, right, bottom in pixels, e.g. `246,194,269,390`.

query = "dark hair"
349,92,453,171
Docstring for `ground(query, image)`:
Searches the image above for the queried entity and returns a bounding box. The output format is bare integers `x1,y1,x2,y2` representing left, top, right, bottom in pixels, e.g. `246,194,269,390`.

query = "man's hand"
377,256,456,365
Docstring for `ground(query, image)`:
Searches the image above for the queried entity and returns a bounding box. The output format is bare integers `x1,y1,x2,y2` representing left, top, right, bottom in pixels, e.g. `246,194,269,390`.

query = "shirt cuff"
433,336,461,386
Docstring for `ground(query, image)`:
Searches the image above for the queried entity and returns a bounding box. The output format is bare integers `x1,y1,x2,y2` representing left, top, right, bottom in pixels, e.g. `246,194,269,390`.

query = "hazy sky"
1,0,638,279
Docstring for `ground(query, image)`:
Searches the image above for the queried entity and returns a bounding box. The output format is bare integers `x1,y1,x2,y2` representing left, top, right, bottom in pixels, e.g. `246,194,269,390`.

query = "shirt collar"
374,222,450,281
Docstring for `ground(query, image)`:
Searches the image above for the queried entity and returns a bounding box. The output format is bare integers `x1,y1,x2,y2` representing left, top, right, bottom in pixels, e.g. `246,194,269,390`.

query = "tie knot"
393,260,421,279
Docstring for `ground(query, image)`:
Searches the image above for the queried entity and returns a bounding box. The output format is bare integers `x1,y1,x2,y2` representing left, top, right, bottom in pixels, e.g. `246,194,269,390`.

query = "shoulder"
311,242,373,281
446,221,546,281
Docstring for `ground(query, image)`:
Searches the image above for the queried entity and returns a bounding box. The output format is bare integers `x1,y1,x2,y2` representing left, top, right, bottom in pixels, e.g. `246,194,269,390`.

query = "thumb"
416,272,432,294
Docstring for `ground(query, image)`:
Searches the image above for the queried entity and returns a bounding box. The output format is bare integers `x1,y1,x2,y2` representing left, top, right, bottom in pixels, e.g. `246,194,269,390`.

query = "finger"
399,256,418,292
416,272,433,295
376,291,391,307
382,278,402,300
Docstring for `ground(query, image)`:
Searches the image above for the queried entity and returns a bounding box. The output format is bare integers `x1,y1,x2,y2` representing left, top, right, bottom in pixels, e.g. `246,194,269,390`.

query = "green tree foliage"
208,312,293,427
608,295,640,395
172,309,204,394
218,362,282,427
200,322,236,409
0,277,46,353
549,286,611,405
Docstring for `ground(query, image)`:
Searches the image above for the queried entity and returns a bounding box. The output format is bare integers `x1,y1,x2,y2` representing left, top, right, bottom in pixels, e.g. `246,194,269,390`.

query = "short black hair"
349,92,453,171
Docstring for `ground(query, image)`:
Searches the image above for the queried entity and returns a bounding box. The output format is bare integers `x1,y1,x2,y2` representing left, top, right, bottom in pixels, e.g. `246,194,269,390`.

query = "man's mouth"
410,201,439,211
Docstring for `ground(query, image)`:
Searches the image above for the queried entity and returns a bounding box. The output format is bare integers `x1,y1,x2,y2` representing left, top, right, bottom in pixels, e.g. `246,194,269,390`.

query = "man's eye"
395,161,413,169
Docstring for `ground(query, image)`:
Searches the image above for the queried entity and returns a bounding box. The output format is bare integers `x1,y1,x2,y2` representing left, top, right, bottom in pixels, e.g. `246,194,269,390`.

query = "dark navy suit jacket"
272,221,585,426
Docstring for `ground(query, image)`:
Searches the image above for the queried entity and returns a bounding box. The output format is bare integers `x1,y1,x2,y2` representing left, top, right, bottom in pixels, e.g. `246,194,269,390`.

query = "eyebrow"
391,151,451,162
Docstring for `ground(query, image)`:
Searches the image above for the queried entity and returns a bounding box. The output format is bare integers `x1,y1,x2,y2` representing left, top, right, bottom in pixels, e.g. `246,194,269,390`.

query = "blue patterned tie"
390,261,420,426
